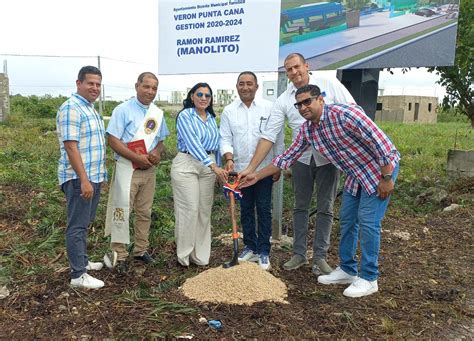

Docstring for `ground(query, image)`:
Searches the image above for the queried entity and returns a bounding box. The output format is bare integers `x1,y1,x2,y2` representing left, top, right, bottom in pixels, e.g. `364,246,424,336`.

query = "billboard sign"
158,0,460,74
158,0,281,74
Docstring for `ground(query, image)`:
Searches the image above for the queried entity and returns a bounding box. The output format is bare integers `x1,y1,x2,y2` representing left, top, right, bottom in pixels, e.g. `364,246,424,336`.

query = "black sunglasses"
294,96,319,110
196,92,212,99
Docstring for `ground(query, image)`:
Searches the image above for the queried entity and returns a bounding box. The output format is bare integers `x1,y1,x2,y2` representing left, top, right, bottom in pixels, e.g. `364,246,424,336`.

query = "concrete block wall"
447,150,474,178
376,95,438,123
375,109,404,122
0,73,9,121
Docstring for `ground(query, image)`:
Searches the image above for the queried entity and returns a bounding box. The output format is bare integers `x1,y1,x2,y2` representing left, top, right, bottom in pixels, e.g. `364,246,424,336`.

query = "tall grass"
378,122,473,211
1,114,472,265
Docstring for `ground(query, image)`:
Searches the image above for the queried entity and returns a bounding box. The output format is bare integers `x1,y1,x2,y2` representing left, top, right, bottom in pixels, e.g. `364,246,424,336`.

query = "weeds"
36,226,63,252
118,287,196,321
302,289,337,301
1,116,472,279
1,112,473,338
381,316,396,334
153,277,183,293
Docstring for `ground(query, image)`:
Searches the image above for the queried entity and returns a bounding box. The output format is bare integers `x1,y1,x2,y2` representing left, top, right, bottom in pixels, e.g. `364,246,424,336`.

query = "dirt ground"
1,185,473,339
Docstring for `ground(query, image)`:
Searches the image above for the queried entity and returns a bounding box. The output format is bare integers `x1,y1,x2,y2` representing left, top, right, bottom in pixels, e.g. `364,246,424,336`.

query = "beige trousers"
112,166,156,260
171,152,216,266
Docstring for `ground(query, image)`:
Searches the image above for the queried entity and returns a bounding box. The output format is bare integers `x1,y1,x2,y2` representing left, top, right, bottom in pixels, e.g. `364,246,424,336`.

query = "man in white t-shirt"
239,53,355,275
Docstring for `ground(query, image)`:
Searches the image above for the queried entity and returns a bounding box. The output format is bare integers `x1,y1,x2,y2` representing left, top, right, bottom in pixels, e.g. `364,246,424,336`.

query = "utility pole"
97,55,103,115
336,69,380,120
271,71,288,240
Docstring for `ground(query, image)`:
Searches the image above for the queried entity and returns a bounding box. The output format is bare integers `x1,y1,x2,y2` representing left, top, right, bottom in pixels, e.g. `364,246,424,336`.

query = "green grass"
1,113,473,282
378,122,473,211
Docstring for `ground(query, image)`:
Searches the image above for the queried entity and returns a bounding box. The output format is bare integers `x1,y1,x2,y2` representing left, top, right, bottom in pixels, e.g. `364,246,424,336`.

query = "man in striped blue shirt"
56,66,107,289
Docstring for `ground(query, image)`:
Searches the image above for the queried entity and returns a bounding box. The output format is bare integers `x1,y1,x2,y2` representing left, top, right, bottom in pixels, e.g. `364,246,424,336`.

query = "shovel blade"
223,257,238,268
223,238,239,268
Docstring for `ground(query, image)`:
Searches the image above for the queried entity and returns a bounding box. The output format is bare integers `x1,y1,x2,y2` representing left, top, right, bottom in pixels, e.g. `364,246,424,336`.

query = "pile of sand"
181,262,288,305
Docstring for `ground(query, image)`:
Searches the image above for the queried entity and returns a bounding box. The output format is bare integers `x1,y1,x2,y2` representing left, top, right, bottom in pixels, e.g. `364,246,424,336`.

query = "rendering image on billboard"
278,0,459,70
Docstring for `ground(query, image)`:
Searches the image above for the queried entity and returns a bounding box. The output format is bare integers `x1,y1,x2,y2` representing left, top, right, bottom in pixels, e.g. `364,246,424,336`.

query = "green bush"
10,94,68,119
10,94,123,119
436,107,470,123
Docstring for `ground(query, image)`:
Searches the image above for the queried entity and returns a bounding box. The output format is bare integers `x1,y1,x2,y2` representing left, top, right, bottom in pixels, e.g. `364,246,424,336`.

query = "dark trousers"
62,179,101,279
291,159,340,261
240,175,273,255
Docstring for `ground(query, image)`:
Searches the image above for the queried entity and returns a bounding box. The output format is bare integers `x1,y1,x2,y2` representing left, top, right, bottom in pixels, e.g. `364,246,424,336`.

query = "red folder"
127,139,147,169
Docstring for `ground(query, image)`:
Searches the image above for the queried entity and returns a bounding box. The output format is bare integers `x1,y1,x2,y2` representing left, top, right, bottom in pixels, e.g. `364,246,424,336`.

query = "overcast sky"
0,0,447,100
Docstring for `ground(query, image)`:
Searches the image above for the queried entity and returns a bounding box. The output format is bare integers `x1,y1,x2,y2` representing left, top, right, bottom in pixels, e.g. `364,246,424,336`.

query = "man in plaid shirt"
240,84,400,298
56,66,107,289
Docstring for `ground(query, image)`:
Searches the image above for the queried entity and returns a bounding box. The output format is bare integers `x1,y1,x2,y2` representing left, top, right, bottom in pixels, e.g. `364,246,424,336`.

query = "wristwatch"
381,173,392,181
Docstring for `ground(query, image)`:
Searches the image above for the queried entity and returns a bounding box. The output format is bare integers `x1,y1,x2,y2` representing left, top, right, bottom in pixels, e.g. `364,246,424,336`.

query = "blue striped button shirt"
56,93,107,185
176,107,220,166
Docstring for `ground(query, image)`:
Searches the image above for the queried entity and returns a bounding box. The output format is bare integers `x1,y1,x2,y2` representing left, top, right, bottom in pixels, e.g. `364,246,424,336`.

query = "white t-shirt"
261,74,355,165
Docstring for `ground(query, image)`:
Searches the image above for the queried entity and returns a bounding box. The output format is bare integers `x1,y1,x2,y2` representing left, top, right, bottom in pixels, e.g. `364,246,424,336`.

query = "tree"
344,0,370,28
428,0,474,128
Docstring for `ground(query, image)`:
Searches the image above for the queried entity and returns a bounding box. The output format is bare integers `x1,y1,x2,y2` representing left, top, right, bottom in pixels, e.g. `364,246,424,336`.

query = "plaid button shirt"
56,93,107,185
273,104,400,196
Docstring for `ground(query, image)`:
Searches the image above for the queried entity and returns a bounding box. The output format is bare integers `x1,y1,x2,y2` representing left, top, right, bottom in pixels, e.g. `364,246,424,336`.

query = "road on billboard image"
279,0,459,69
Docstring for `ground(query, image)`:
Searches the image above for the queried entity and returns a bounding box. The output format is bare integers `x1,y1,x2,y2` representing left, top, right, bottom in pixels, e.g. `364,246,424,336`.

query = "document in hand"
127,139,147,169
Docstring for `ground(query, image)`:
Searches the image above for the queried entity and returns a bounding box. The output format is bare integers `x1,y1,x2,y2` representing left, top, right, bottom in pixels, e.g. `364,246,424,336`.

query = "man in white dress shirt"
239,53,355,275
220,71,283,270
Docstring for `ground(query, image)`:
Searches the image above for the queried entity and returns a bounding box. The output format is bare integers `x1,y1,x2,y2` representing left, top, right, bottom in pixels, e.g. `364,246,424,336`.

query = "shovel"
223,171,240,269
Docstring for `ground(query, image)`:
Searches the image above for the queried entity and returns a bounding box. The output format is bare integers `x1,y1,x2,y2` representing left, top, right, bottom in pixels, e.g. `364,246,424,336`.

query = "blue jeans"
240,175,273,255
339,164,399,281
62,179,102,279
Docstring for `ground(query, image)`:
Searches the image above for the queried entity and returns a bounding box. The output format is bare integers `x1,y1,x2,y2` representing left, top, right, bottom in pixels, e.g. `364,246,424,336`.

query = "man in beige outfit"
105,72,169,272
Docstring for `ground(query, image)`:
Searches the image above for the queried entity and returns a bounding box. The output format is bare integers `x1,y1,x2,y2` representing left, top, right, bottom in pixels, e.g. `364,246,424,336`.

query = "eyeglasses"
196,92,212,99
294,96,319,110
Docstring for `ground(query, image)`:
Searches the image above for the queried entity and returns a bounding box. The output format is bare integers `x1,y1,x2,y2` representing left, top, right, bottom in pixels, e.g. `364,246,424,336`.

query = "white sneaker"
103,251,118,269
258,254,271,271
70,273,104,289
238,246,258,262
343,278,378,298
317,266,357,285
86,261,103,271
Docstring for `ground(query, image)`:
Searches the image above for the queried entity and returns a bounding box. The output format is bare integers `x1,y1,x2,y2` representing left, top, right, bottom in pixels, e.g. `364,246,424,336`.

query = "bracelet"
226,159,234,163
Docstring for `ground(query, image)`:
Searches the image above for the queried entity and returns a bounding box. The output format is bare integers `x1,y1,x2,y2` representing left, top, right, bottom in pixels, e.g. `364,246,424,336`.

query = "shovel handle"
223,184,240,269
229,191,239,238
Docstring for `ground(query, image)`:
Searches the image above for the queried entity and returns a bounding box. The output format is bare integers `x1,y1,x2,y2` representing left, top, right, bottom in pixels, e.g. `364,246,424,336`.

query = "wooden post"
271,71,288,240
97,56,103,115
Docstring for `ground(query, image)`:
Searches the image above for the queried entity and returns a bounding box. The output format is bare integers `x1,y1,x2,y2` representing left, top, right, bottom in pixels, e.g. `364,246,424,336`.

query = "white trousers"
171,152,216,266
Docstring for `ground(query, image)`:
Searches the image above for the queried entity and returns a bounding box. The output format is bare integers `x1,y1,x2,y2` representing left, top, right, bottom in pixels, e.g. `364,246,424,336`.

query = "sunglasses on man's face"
294,96,319,110
196,92,212,99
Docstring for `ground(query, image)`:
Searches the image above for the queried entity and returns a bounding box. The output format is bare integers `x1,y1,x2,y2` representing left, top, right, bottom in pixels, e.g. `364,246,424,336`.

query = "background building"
376,95,438,123
262,80,278,102
170,90,187,105
214,89,237,107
